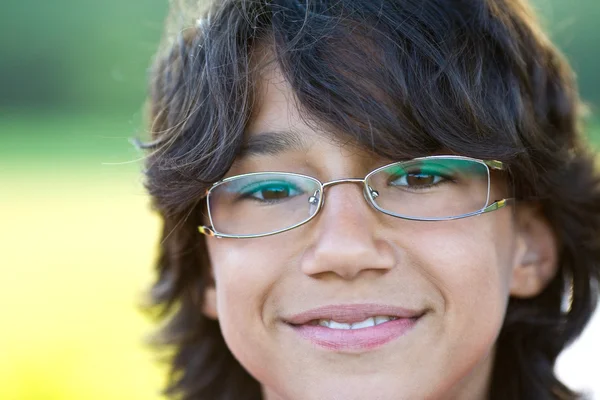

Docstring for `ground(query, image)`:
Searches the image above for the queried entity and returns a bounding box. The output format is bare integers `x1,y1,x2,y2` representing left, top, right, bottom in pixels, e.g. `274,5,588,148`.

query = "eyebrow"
238,130,308,158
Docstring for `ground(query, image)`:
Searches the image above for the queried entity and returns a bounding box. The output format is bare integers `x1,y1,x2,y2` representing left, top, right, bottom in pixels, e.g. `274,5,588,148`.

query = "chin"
267,376,436,400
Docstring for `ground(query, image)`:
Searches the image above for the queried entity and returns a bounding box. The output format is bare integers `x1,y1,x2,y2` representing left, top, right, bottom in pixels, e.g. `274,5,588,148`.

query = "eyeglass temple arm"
482,198,515,214
482,160,513,213
484,160,505,170
199,226,216,237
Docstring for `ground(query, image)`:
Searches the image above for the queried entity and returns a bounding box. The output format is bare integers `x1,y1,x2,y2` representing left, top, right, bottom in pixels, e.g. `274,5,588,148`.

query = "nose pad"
363,185,379,203
370,187,380,199
308,189,322,216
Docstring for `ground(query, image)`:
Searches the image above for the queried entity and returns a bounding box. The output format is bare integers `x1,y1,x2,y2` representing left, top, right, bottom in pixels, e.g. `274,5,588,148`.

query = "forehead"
243,50,366,156
246,53,306,137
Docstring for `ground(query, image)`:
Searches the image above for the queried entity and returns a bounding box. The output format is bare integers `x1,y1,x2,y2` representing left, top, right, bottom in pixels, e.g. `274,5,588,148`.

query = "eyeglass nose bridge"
308,178,380,209
322,178,365,188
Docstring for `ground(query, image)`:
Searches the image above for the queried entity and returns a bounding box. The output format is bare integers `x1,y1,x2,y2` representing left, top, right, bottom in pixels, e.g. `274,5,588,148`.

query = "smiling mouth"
284,304,426,352
304,315,399,329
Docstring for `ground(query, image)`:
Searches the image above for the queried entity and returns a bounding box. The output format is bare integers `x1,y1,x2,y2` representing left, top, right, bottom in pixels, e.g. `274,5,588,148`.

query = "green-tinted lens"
208,173,321,236
366,158,489,219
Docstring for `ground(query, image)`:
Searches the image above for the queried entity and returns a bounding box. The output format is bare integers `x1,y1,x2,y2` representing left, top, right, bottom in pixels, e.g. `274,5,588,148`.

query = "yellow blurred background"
0,114,166,399
1,0,599,399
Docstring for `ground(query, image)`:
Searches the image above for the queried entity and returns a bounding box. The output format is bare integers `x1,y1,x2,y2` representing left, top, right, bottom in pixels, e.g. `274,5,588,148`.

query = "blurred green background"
1,1,598,399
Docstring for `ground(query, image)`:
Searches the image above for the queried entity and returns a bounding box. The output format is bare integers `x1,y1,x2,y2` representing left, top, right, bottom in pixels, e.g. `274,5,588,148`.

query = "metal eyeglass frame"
198,155,514,239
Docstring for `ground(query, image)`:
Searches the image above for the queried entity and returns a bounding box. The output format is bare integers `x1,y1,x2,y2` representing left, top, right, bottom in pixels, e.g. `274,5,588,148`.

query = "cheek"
421,223,512,308
207,238,276,318
407,214,515,360
204,236,292,372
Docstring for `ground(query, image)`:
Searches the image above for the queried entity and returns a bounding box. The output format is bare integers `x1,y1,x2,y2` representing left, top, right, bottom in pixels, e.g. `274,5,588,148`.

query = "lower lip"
290,317,420,352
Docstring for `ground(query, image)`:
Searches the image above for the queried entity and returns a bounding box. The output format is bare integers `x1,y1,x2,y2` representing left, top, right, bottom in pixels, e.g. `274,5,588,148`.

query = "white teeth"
328,321,352,330
316,316,394,330
374,316,391,325
351,317,375,329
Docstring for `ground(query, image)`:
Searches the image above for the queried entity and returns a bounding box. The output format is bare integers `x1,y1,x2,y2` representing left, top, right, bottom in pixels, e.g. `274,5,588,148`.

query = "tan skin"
202,60,559,400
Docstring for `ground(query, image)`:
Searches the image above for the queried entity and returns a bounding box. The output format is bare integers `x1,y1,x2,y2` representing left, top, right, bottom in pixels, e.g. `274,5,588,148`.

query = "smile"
284,304,425,352
309,315,398,329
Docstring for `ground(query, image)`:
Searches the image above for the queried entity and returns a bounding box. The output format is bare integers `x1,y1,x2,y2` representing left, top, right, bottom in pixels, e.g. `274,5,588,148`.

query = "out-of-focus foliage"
0,0,167,113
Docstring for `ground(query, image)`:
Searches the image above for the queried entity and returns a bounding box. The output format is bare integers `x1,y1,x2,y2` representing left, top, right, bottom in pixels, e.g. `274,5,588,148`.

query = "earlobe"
202,286,219,320
509,206,559,299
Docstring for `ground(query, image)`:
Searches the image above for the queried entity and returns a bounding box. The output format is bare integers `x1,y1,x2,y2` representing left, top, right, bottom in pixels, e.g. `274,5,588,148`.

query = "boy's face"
203,64,558,400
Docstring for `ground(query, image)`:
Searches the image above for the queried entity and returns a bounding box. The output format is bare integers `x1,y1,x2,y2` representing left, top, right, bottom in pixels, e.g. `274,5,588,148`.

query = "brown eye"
235,180,303,202
388,172,443,188
406,174,436,187
260,187,290,200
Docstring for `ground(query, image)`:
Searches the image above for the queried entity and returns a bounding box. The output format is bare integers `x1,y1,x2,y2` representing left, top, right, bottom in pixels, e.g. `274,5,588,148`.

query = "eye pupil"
406,174,435,186
261,187,289,200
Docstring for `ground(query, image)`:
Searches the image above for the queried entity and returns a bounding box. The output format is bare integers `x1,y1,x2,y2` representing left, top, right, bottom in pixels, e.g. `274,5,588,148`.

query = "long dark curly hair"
139,0,600,398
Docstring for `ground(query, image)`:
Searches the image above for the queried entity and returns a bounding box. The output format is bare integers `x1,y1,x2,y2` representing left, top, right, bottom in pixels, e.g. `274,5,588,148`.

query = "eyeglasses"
198,155,513,239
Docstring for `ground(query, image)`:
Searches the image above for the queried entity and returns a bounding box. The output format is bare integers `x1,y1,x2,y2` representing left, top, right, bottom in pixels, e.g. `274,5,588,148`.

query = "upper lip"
284,303,425,325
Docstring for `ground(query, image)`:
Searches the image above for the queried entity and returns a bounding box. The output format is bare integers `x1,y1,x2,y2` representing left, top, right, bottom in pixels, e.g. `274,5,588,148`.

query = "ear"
510,205,559,298
202,285,218,320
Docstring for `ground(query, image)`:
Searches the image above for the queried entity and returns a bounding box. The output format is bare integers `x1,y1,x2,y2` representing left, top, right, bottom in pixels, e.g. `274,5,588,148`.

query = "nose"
299,183,396,280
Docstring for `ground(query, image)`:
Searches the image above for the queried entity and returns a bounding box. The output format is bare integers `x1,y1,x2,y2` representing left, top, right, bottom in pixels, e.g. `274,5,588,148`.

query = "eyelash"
237,182,303,203
386,170,455,189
